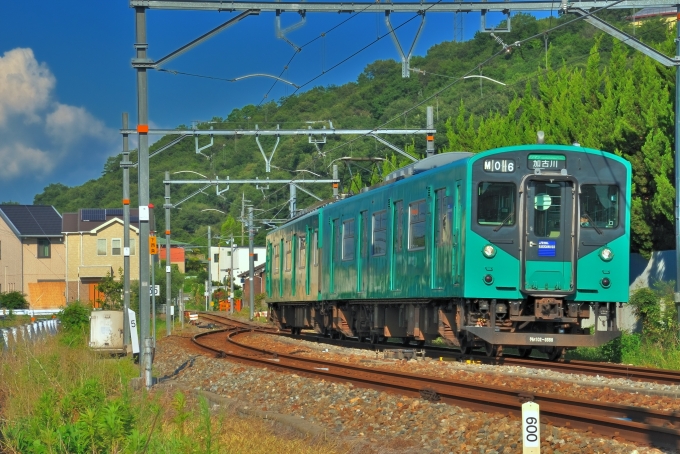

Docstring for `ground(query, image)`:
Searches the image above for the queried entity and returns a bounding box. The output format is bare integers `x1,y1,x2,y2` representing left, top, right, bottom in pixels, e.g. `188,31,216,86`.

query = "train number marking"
483,159,515,173
528,336,554,343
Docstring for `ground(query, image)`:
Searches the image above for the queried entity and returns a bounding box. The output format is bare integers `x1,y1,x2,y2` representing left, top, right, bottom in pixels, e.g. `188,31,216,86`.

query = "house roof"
62,208,155,233
0,205,62,238
238,262,266,277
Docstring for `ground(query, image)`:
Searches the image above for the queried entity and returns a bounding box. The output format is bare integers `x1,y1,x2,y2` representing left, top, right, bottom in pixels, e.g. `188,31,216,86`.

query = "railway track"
198,312,680,386
194,313,680,450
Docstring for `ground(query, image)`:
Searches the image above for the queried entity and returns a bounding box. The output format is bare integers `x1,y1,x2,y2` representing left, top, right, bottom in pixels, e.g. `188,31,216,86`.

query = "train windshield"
477,182,516,226
579,185,619,229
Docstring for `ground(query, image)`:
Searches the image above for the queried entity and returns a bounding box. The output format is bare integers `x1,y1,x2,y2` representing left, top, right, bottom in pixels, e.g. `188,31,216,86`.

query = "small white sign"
166,265,171,273
127,309,140,354
139,205,149,221
204,291,209,297
522,401,540,453
170,305,174,316
124,247,130,256
149,285,160,296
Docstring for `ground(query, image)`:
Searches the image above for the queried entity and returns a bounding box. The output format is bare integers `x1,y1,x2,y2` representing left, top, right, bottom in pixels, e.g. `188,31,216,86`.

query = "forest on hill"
33,11,676,257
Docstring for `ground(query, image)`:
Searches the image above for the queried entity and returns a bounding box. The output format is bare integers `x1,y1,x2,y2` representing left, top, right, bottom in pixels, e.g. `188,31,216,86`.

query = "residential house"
238,262,266,304
159,244,186,273
63,208,154,305
0,205,65,309
210,246,265,284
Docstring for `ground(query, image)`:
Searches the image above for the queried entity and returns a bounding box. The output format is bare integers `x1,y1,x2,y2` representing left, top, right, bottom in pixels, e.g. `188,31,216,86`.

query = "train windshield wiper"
582,213,603,235
493,212,514,232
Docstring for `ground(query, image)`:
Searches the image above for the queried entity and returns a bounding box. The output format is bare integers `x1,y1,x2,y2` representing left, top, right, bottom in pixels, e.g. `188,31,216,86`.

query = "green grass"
567,332,680,369
0,328,347,454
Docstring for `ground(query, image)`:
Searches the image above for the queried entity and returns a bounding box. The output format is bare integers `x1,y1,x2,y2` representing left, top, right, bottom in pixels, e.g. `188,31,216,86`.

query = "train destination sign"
483,159,515,173
528,154,566,170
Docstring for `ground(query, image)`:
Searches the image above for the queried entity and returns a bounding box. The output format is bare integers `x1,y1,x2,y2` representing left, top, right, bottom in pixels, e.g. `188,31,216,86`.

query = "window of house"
97,239,107,256
37,239,51,258
372,210,387,256
285,240,292,271
130,238,136,256
409,200,427,250
342,218,355,261
299,235,306,269
112,238,122,256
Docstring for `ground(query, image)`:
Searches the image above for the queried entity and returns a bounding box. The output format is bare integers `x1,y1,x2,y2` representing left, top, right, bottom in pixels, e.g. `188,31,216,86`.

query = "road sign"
149,285,160,296
149,236,158,254
522,401,540,453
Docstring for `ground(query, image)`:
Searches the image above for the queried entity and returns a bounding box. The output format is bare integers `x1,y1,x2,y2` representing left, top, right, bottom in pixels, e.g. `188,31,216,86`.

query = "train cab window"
580,184,619,229
313,230,319,266
273,244,279,272
285,240,292,271
393,201,403,252
533,182,562,238
409,200,427,250
477,182,516,226
372,210,387,256
299,235,306,269
342,219,355,261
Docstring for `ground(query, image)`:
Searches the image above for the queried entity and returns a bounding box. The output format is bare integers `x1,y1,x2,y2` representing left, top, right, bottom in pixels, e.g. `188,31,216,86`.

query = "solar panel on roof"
106,208,123,216
82,209,105,221
130,216,139,223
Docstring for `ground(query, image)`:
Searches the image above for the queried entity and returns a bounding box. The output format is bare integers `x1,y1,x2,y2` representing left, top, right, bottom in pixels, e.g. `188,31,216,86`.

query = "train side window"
273,244,279,272
313,230,319,266
580,184,619,229
393,201,403,252
409,200,427,250
372,210,387,256
333,219,341,262
285,239,292,271
299,235,306,269
342,218,355,261
360,211,368,257
477,182,516,226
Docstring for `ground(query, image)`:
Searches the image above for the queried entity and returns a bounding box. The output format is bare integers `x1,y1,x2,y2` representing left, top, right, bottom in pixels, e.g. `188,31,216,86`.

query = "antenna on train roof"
537,131,545,144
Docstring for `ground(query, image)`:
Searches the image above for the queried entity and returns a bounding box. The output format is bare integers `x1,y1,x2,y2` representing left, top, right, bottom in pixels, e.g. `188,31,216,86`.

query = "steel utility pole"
207,225,212,311
121,113,131,347
230,233,235,315
249,206,254,321
165,171,172,336
133,6,151,376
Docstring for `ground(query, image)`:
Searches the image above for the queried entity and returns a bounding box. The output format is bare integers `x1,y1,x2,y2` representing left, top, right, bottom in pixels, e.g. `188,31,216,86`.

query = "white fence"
1,320,59,351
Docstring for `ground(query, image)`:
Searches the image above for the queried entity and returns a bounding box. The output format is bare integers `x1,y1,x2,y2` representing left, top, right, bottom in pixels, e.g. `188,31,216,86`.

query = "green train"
266,144,631,359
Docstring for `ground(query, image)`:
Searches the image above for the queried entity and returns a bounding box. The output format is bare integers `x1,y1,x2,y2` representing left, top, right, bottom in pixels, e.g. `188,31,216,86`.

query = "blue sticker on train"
538,240,556,257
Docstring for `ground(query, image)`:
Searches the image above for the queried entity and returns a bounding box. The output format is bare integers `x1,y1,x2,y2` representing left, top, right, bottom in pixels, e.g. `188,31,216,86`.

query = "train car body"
267,145,631,358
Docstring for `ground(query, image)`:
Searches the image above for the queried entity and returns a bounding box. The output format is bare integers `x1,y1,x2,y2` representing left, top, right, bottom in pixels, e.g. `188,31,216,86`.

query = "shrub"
58,301,91,333
0,291,29,310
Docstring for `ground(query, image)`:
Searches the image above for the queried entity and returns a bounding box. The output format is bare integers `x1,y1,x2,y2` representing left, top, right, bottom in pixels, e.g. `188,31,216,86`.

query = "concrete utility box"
89,310,126,354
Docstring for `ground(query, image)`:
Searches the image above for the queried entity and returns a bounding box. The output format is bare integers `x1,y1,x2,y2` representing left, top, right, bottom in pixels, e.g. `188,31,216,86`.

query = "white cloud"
0,47,118,186
0,143,54,179
46,103,115,146
0,48,54,126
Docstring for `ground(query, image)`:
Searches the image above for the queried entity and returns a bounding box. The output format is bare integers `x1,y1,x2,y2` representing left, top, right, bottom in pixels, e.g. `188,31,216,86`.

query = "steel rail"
199,312,680,385
190,321,680,450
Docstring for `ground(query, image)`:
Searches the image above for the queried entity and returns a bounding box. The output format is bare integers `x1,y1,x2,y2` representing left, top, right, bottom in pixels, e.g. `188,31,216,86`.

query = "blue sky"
0,2,546,205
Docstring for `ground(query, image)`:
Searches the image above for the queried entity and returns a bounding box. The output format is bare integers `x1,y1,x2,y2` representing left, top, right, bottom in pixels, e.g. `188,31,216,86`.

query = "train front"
461,144,631,357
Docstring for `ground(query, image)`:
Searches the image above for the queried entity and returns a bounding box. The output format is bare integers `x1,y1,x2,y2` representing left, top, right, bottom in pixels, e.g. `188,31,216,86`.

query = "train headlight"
599,247,614,262
482,244,496,258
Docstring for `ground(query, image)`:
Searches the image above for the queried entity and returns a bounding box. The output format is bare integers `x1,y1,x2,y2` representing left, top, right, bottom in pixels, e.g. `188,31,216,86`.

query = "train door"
358,211,368,293
433,188,451,289
330,219,339,294
389,201,403,291
452,181,462,286
523,179,576,293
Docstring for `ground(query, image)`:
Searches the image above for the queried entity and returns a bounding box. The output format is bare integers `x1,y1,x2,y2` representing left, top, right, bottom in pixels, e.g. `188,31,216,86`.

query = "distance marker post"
522,401,540,453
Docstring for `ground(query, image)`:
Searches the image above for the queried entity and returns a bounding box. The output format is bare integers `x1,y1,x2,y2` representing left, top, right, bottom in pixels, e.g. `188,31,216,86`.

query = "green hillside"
34,12,676,256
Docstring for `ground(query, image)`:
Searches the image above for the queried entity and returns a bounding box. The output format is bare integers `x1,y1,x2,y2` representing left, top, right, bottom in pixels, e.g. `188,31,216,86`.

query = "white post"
522,401,540,453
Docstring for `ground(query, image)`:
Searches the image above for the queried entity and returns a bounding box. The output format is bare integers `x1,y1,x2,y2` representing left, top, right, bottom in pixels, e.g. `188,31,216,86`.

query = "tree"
96,269,124,310
0,291,29,310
